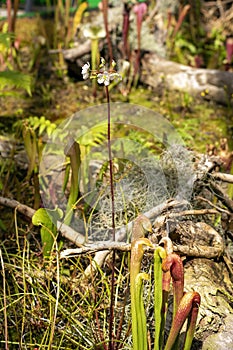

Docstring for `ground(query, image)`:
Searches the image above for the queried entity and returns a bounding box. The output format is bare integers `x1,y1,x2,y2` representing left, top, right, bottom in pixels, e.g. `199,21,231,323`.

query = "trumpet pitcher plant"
130,224,201,350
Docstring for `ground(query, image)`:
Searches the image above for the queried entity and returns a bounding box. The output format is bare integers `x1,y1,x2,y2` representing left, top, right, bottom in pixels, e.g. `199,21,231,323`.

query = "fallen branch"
61,39,103,61
173,244,224,259
211,172,233,183
60,242,131,258
195,196,230,214
62,40,91,61
141,53,233,105
167,208,218,217
61,238,224,260
209,181,233,212
0,196,188,246
0,196,86,246
0,196,35,218
0,195,189,277
0,196,225,277
152,208,219,230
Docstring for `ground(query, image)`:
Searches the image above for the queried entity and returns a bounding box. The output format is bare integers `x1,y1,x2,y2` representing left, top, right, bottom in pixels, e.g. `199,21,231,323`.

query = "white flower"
97,71,122,86
81,62,90,80
97,71,111,86
100,57,106,66
110,72,122,83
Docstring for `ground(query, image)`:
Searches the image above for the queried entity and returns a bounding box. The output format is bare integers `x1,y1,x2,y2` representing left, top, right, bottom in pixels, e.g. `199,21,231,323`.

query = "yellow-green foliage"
0,23,32,96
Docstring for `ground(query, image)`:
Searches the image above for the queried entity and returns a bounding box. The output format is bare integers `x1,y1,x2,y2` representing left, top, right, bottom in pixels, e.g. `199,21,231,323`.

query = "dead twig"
173,244,224,259
204,0,233,6
1,195,225,274
0,196,86,246
167,208,218,217
217,0,225,18
0,196,35,218
209,181,233,212
61,238,224,260
0,196,188,249
60,242,131,258
195,196,230,214
211,172,233,183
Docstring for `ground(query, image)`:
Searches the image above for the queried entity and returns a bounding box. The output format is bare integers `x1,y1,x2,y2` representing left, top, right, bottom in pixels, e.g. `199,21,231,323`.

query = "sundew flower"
81,58,122,86
97,71,111,86
97,71,122,86
81,62,90,80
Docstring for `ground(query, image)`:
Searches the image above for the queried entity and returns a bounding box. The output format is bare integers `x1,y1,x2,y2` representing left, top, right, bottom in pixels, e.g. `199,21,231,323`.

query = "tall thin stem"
12,0,19,33
6,0,12,33
105,85,116,350
106,86,115,241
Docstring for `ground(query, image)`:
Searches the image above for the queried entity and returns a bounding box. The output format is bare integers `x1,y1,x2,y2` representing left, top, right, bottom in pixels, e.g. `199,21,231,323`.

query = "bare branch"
195,196,230,214
60,242,131,258
209,181,233,212
0,196,188,248
211,172,233,183
60,238,224,261
173,244,224,259
0,196,35,218
0,196,86,246
167,208,218,217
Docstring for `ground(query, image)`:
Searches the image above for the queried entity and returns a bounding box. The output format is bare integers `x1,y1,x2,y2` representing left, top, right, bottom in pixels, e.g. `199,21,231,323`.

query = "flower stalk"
81,58,121,349
81,59,201,350
105,81,116,350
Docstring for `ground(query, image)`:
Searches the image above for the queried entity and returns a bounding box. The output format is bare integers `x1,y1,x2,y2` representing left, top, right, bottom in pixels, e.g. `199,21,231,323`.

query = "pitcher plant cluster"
130,216,201,350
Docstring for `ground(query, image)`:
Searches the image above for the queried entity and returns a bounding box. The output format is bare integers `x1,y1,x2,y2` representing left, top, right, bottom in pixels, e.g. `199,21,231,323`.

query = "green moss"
118,87,232,153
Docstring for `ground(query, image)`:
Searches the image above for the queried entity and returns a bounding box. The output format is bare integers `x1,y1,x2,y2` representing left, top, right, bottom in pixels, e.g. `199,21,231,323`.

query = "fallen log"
141,53,233,105
61,40,91,61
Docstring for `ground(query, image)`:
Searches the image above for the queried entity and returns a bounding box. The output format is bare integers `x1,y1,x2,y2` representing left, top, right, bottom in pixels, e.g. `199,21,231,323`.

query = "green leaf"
0,70,32,96
32,208,63,257
0,32,15,49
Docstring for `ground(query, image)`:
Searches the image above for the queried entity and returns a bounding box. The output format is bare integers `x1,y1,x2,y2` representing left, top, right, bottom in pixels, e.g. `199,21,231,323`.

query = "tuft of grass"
0,231,132,349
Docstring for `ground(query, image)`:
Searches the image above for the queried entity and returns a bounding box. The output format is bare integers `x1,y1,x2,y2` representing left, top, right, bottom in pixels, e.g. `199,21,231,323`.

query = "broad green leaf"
32,208,63,257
